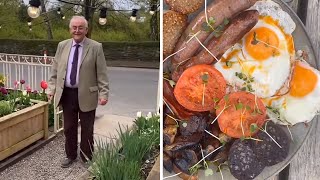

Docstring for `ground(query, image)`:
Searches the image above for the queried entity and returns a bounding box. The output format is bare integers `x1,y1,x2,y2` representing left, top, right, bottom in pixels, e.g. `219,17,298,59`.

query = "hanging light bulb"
27,20,32,26
99,7,107,25
27,0,41,18
61,14,65,19
149,4,157,15
99,18,107,25
57,7,61,14
130,9,138,22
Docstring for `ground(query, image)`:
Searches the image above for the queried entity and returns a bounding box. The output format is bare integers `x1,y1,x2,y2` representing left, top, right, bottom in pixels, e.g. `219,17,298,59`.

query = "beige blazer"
48,38,109,112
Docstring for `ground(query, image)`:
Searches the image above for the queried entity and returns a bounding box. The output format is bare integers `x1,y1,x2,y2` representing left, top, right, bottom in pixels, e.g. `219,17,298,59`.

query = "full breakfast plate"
163,0,317,179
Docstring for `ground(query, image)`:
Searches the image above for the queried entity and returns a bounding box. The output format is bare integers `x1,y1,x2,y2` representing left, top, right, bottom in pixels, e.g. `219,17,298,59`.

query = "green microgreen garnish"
202,72,209,106
202,17,230,37
226,61,232,67
235,102,243,110
251,31,259,45
250,123,258,133
250,31,282,52
224,94,229,101
235,72,255,92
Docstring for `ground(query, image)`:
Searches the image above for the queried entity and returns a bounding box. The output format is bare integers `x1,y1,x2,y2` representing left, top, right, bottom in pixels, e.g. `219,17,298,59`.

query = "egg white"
214,19,292,98
251,0,296,34
265,61,320,125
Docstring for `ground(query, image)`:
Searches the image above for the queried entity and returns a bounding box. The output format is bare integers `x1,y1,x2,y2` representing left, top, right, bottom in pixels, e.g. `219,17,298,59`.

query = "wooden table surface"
279,0,320,180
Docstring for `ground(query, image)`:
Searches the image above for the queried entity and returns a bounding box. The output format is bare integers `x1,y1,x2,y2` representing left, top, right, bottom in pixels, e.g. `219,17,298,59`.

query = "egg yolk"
261,16,295,56
245,27,279,61
290,63,318,97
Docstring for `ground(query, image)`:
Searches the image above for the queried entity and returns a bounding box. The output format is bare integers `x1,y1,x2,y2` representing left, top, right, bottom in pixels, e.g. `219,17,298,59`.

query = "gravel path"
0,134,87,180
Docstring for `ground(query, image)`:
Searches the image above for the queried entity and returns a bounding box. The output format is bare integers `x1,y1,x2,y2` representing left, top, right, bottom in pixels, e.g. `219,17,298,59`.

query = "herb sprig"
235,72,255,92
202,17,230,37
201,72,209,106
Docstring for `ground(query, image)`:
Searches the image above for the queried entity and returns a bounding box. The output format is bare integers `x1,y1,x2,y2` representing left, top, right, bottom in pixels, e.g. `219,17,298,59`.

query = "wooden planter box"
0,100,49,161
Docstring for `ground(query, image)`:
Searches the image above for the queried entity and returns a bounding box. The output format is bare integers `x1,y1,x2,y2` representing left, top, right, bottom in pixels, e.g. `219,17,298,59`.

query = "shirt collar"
72,38,86,47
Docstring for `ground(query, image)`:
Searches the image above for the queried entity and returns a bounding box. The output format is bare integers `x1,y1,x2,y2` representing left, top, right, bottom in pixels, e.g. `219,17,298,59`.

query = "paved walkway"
88,113,135,144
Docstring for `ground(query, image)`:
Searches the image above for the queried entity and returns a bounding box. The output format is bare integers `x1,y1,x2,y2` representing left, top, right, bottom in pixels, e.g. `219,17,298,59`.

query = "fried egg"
214,0,295,98
264,61,320,125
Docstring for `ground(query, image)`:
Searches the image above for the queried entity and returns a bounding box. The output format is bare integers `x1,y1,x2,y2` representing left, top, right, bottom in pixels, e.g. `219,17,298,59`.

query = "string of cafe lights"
0,0,80,30
28,0,159,25
27,5,75,31
0,0,158,30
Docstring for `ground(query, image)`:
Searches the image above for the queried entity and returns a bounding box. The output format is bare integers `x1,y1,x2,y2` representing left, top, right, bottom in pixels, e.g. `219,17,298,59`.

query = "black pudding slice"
228,140,265,180
251,121,290,166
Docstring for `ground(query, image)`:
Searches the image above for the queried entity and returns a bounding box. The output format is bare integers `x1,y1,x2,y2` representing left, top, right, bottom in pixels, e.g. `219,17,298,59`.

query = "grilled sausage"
172,0,257,68
163,10,188,58
172,10,259,82
165,0,205,14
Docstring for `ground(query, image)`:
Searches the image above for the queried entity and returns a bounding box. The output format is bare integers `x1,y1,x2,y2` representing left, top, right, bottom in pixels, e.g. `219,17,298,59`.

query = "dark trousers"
61,87,96,162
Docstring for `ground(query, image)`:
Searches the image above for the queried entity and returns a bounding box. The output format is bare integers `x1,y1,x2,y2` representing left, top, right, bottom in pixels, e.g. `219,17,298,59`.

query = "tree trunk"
84,0,95,38
41,0,53,40
150,10,159,41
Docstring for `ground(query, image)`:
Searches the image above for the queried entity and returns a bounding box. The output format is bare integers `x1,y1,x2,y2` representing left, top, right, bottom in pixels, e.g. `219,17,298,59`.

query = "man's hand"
99,98,108,105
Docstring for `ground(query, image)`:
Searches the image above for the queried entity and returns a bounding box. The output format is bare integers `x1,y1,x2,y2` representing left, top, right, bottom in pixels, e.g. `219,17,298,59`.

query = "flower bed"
0,78,52,161
88,114,160,180
0,99,49,161
0,79,54,127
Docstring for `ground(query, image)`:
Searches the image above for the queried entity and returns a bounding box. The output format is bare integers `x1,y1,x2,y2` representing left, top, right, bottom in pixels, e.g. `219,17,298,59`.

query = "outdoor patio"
0,112,136,180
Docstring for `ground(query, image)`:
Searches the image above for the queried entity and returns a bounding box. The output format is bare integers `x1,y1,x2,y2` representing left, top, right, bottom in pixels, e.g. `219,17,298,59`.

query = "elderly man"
48,16,109,168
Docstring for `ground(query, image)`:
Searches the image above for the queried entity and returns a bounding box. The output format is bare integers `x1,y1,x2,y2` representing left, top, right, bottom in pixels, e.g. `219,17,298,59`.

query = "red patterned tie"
70,44,80,86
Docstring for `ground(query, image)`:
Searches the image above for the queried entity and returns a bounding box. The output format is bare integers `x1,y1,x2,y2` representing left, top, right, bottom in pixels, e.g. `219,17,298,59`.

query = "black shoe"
61,158,76,168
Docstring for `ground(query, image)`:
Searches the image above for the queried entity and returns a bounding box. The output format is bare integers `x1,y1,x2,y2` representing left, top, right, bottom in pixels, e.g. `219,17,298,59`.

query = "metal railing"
0,53,64,134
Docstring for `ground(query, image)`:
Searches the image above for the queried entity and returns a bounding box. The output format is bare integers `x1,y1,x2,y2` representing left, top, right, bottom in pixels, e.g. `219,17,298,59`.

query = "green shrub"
0,100,12,117
91,140,142,180
90,115,160,180
118,127,156,163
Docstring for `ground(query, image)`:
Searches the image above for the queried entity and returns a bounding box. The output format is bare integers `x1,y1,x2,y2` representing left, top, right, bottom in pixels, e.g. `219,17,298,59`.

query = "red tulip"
40,81,48,90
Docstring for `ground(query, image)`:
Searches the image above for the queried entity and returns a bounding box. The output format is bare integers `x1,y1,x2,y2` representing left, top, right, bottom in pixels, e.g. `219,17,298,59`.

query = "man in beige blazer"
47,16,109,168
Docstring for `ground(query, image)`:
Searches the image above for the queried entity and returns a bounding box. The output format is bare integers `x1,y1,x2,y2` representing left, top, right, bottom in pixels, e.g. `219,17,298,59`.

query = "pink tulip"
26,85,32,93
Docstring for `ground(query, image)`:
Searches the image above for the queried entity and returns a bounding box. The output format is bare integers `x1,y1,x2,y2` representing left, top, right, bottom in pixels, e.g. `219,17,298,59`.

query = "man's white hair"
69,16,88,29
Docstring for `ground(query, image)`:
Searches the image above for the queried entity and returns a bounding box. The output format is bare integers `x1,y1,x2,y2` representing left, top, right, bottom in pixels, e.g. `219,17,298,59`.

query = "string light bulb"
27,0,41,18
99,7,107,25
99,18,107,25
149,5,157,15
130,9,138,22
57,7,61,14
